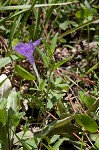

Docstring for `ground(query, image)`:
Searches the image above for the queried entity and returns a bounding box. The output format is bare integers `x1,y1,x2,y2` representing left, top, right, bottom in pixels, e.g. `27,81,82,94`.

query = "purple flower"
14,39,40,64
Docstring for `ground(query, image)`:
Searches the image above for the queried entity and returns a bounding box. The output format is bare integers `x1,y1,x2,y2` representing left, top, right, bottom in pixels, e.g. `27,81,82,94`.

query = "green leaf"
33,0,42,40
0,2,75,11
7,88,18,112
36,115,75,137
47,90,65,111
0,98,7,109
91,135,99,150
25,138,41,149
52,137,69,150
50,33,58,57
86,62,99,74
86,99,99,114
52,56,73,71
14,64,36,80
0,123,9,150
84,95,96,108
9,14,22,47
39,79,46,91
59,17,99,39
0,57,12,68
43,41,51,57
0,9,28,23
47,96,58,111
0,109,7,125
79,91,96,108
54,77,62,85
76,9,92,19
36,47,49,68
49,135,60,144
12,38,19,47
0,55,19,68
75,114,98,133
14,132,31,150
84,0,97,15
59,21,69,30
56,84,68,90
12,112,25,127
53,115,75,129
15,131,40,150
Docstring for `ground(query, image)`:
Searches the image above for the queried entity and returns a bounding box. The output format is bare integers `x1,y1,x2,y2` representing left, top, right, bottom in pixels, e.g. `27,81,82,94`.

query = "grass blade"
58,17,99,39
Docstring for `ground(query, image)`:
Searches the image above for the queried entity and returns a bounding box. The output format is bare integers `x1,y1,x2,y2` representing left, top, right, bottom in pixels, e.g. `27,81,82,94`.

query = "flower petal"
33,39,41,47
14,42,34,56
14,39,40,64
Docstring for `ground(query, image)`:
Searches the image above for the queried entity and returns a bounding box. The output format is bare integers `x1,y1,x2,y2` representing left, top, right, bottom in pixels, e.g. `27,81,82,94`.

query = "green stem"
39,70,52,150
32,62,40,83
80,131,84,150
87,25,90,70
33,0,42,40
0,123,9,150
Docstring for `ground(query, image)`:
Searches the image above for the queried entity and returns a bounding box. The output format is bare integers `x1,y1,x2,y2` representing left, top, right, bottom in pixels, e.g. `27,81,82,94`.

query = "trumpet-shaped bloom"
14,39,40,64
